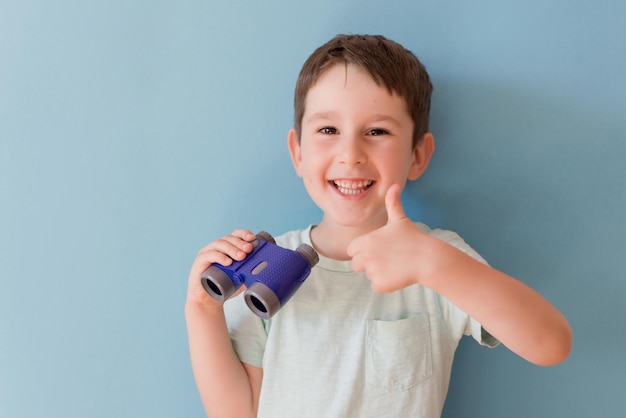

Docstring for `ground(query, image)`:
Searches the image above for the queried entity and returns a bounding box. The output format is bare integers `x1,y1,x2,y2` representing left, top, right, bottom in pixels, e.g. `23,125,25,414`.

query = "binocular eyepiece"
200,231,319,319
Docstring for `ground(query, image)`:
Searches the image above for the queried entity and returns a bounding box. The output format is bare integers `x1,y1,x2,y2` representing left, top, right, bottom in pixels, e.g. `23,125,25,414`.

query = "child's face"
288,64,432,231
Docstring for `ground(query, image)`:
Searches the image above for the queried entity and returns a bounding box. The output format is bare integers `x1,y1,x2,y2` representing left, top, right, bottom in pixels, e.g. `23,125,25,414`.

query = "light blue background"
1,1,624,417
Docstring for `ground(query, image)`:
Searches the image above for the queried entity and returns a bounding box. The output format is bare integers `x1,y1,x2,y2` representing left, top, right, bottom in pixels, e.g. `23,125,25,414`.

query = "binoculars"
200,231,319,319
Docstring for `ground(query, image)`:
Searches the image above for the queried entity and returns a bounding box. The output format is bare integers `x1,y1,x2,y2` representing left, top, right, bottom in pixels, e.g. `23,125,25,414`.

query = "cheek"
299,151,327,176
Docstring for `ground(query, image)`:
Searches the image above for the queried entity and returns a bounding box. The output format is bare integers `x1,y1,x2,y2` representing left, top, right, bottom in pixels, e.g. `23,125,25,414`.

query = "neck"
310,217,387,261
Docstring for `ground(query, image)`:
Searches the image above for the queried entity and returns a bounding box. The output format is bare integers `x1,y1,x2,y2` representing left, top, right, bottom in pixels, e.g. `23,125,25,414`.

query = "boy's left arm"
348,185,573,366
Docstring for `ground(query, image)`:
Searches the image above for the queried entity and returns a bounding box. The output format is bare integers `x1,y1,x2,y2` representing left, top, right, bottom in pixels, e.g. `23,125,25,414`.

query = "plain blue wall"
1,1,624,417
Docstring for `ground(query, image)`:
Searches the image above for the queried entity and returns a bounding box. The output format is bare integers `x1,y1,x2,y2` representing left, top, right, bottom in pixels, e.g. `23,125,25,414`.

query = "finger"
198,240,243,262
224,233,256,257
191,237,251,281
385,184,407,223
346,236,361,258
230,229,257,242
198,233,253,263
193,248,233,271
350,254,364,273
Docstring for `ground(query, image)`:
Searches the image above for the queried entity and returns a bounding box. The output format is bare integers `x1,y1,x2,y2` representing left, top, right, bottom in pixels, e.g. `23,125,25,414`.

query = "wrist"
185,297,226,318
414,234,453,289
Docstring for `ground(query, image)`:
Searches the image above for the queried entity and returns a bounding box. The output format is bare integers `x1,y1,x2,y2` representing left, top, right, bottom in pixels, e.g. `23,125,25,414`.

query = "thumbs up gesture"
347,184,428,293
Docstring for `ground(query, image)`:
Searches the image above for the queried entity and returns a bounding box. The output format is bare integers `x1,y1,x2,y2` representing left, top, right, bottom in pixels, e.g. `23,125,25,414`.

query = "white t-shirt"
224,224,498,418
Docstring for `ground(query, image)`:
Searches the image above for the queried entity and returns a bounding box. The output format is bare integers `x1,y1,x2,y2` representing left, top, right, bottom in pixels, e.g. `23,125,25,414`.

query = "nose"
338,133,366,166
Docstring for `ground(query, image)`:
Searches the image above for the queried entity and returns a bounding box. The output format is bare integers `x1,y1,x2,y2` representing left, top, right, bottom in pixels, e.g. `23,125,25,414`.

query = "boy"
185,34,572,418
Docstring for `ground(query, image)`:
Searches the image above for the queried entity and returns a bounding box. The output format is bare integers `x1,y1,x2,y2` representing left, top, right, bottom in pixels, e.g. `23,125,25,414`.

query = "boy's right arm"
185,229,263,418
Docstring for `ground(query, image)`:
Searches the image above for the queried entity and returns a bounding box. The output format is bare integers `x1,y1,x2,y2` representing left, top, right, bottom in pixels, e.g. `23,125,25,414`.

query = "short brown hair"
293,34,433,148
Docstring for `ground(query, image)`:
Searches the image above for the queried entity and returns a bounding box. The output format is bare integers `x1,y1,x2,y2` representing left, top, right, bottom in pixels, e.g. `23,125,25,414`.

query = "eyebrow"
369,114,403,127
305,112,403,127
305,112,339,124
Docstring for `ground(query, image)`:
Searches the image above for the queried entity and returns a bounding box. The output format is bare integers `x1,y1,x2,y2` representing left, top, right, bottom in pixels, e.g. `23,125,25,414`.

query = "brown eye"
319,127,337,135
368,128,389,136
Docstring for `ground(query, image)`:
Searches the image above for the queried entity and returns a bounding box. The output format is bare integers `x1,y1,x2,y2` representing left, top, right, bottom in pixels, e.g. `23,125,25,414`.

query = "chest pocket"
366,314,433,391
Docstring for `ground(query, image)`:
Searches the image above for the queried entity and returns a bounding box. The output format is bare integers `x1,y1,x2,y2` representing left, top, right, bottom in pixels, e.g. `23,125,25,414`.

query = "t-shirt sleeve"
427,226,500,348
224,294,269,367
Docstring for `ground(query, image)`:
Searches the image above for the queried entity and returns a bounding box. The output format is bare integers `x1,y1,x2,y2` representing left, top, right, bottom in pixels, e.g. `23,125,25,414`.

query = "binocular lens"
206,280,223,296
201,266,236,301
248,295,268,314
244,282,281,319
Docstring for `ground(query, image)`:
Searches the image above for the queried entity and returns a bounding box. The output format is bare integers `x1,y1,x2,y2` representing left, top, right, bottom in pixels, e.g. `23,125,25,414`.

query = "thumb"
385,184,407,223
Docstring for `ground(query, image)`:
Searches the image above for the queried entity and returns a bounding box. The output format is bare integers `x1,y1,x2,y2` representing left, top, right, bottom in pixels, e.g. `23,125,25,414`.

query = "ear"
408,132,435,180
287,128,303,177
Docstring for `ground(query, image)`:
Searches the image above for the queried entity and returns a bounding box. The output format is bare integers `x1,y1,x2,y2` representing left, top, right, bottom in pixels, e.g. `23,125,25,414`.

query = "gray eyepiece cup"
295,244,319,268
244,282,281,319
255,231,276,245
201,266,236,302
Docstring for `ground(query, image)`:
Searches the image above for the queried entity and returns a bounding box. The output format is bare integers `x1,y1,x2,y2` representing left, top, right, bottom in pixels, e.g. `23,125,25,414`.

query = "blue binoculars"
200,231,319,319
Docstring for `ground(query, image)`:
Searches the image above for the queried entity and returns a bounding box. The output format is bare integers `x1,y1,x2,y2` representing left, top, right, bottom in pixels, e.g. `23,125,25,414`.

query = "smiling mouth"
332,180,374,195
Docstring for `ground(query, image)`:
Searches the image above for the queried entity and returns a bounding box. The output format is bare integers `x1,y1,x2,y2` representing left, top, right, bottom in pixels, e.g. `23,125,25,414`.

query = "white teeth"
333,180,373,195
